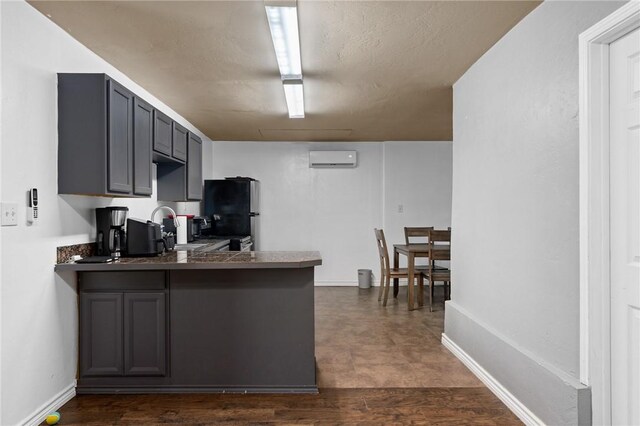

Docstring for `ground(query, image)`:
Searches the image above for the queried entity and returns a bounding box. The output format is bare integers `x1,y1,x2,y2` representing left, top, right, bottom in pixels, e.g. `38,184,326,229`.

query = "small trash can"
358,269,372,289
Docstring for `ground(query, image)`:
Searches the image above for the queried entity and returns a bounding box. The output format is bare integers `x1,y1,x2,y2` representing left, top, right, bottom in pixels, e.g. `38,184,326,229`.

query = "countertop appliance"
192,216,208,239
203,177,260,250
96,206,128,258
164,215,196,243
229,236,253,252
126,218,163,256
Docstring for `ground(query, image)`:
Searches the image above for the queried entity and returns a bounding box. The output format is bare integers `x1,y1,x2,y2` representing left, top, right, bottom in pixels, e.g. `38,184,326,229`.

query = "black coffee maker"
96,207,129,258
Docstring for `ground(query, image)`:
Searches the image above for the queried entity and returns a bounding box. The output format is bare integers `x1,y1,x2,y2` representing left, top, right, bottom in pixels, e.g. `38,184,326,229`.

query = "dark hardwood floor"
56,388,521,425
50,287,521,425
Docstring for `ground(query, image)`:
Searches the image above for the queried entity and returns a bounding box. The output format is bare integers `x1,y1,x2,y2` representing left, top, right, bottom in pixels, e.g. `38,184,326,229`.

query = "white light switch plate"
1,203,18,226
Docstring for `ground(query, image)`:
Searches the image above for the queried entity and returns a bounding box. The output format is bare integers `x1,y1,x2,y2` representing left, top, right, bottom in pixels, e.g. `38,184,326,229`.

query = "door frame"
579,2,640,424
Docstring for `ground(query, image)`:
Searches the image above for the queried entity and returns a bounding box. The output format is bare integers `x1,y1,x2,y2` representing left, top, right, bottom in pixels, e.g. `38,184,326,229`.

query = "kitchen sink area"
174,243,208,251
174,240,231,252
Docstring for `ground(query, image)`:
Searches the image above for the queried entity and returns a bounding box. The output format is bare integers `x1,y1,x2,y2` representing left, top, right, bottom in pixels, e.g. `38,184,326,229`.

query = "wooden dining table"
393,243,451,310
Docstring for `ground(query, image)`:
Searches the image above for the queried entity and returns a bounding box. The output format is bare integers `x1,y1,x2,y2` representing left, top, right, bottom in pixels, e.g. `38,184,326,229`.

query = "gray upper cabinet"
172,122,188,162
58,74,146,197
153,110,173,158
80,292,124,377
157,163,187,202
157,132,203,202
187,133,203,200
107,81,134,193
58,73,203,199
133,97,153,196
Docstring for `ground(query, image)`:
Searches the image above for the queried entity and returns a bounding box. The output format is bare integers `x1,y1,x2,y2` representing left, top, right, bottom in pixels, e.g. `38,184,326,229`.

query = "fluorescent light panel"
283,81,304,119
265,6,302,78
265,3,305,118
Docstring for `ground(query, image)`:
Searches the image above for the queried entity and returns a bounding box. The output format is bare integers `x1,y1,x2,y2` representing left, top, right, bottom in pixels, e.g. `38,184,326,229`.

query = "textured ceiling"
29,1,539,141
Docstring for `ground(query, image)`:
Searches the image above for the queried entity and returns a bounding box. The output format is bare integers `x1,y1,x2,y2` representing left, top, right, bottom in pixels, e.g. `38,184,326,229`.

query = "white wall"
0,2,452,422
446,1,625,425
0,2,212,424
0,1,4,420
383,142,453,265
212,141,452,284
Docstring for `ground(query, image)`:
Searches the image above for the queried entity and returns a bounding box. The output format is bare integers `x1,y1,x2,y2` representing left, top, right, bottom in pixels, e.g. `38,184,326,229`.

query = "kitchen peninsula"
55,247,322,394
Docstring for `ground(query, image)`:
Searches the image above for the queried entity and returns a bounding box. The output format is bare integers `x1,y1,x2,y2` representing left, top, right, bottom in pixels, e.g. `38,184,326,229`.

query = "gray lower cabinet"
124,293,166,376
133,97,153,196
76,267,317,393
80,292,124,377
80,292,166,378
79,271,167,379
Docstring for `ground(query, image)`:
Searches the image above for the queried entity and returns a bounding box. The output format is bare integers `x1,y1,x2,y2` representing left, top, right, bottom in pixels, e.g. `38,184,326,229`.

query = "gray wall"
446,1,625,425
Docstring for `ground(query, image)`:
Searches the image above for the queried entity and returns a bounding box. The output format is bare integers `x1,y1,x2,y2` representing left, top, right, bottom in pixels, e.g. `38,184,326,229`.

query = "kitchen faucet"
150,205,179,228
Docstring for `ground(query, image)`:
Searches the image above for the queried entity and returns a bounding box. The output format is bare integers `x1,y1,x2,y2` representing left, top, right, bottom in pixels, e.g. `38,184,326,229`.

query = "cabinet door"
80,293,124,377
187,133,203,200
107,80,134,193
153,110,172,156
133,98,153,196
172,122,188,162
124,293,166,376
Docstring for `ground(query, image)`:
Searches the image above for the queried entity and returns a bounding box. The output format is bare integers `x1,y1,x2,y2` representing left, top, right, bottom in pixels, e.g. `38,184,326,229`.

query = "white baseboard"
441,334,544,426
22,381,76,426
314,280,412,287
314,281,361,287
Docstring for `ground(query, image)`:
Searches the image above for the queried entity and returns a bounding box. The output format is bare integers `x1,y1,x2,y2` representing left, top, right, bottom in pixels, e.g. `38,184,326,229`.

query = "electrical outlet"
398,204,404,213
1,203,18,226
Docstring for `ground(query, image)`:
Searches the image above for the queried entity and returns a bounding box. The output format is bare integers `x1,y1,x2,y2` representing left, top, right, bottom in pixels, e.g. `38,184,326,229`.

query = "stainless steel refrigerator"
203,177,260,250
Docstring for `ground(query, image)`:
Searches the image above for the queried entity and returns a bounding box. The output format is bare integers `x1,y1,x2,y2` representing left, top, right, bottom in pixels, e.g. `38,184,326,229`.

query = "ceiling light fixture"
265,1,305,118
282,79,304,119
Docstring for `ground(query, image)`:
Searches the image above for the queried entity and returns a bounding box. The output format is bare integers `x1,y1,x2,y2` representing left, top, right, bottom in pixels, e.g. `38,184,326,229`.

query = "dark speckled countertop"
55,244,322,272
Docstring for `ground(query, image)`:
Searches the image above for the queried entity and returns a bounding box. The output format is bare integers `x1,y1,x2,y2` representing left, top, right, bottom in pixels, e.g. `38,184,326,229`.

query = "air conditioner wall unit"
309,151,357,168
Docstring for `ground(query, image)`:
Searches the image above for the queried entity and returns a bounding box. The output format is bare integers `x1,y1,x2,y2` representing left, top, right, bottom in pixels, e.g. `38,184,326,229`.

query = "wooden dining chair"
422,229,451,312
404,227,434,244
374,229,425,307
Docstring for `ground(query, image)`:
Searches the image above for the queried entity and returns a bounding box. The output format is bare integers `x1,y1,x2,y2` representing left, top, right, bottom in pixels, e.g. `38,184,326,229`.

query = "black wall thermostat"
28,188,38,224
